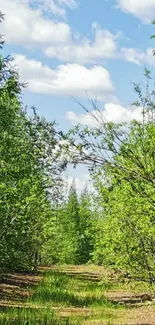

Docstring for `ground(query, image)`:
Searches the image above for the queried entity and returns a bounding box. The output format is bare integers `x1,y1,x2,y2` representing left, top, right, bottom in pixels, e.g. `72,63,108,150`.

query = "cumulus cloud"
0,0,72,48
1,0,155,72
0,0,118,64
67,103,142,126
45,25,118,63
1,0,154,67
14,54,115,100
116,0,155,23
120,47,155,66
28,0,78,17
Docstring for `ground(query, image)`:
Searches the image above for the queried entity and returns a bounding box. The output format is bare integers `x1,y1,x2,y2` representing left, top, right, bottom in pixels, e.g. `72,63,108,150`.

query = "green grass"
0,307,64,325
1,266,155,325
0,269,119,325
30,271,119,309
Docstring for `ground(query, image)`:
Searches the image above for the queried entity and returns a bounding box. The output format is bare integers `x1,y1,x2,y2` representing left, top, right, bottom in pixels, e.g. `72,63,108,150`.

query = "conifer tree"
78,186,94,264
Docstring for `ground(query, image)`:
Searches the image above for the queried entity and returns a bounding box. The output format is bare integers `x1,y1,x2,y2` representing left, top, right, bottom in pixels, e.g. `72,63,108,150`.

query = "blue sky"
1,0,155,190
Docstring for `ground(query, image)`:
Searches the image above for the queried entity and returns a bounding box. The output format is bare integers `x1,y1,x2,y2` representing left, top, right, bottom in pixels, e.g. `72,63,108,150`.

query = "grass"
1,265,155,325
30,272,118,308
0,307,59,325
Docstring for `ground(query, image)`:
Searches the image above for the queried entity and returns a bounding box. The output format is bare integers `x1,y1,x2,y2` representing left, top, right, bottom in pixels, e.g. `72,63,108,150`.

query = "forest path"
0,265,155,324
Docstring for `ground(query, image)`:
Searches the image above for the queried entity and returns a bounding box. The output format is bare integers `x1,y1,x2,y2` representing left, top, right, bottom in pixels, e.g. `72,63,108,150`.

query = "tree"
58,180,80,264
0,14,65,271
92,135,155,282
64,71,155,282
78,186,94,264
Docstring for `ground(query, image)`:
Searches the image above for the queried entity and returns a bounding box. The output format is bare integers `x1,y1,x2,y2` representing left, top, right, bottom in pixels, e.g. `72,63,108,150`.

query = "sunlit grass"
0,269,118,325
0,306,69,325
1,265,155,325
30,271,120,309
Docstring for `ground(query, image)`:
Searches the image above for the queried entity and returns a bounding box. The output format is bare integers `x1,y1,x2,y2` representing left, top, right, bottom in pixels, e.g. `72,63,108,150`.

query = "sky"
1,0,155,191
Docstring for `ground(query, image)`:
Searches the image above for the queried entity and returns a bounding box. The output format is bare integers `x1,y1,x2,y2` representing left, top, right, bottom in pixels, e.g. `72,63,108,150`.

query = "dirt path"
1,265,155,325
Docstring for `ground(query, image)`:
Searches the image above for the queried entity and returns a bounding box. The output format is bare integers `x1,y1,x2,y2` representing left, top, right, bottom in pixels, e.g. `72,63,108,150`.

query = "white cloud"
67,103,142,126
0,0,118,64
1,0,154,67
45,25,118,63
14,54,115,100
116,0,155,23
1,0,155,71
67,173,93,193
68,176,88,192
28,0,78,17
1,0,72,48
120,47,155,66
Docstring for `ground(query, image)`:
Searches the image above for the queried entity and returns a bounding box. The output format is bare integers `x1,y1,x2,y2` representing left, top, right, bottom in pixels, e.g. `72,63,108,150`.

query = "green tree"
67,180,80,231
65,71,155,282
0,14,65,271
78,186,94,264
58,180,80,264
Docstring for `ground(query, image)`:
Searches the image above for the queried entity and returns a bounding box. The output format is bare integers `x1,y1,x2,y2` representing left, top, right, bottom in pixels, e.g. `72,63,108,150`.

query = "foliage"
65,71,155,283
40,181,94,265
0,13,64,271
78,186,94,264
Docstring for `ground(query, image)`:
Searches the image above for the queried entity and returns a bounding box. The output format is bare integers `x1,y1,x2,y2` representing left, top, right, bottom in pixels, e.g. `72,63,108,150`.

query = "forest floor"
0,265,155,324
